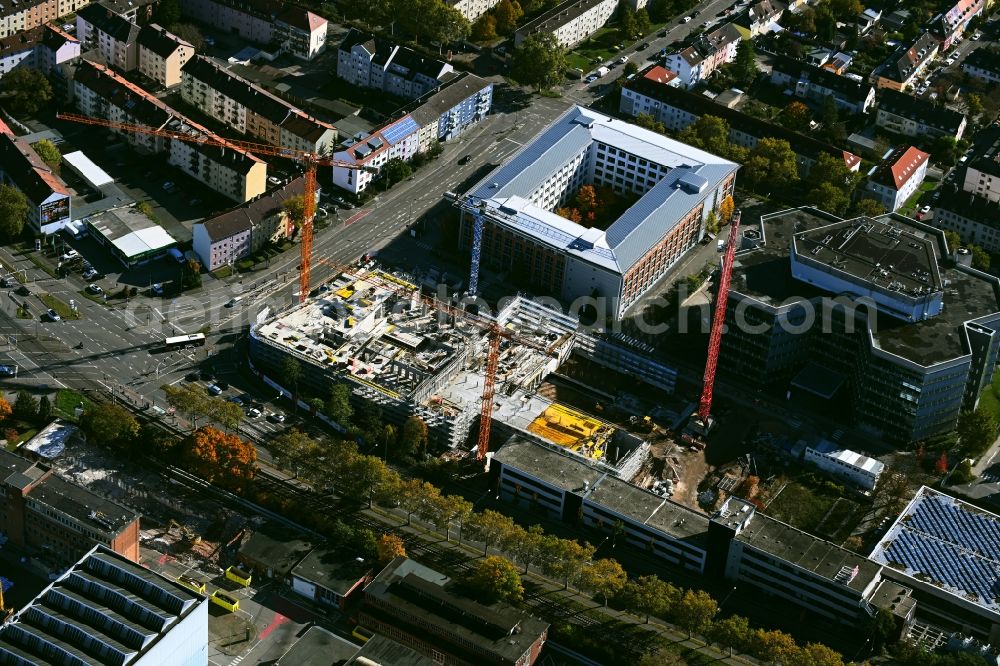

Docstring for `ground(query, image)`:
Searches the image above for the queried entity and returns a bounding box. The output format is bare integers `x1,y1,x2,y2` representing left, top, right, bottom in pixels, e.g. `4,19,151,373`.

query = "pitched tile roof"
769,51,873,104
870,145,929,189
0,133,70,205
393,71,492,128
41,22,80,49
137,23,192,59
0,25,44,54
275,6,326,32
338,28,396,66
643,65,677,85
880,32,937,84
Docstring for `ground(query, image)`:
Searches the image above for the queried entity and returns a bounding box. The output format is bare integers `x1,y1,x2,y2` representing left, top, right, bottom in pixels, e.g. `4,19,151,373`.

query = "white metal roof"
63,150,113,188
113,226,176,258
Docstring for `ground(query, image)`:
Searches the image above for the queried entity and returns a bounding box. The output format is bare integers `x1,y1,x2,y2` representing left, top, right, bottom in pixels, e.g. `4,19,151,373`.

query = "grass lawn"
978,371,1000,423
40,293,80,320
898,181,937,216
54,388,92,419
211,266,233,279
568,25,623,72
764,481,838,533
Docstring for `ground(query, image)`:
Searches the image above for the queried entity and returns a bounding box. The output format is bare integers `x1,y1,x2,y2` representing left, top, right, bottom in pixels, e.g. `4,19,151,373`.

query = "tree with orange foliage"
575,185,598,213
0,396,11,423
935,452,949,474
376,533,407,564
719,195,735,224
555,207,582,223
183,426,257,490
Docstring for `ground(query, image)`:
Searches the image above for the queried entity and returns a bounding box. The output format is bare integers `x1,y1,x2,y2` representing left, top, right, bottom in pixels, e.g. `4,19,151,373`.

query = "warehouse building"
719,207,1000,444
0,545,208,664
460,105,739,320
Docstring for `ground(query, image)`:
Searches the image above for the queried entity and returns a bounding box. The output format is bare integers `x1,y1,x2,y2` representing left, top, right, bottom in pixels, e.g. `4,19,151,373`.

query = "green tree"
271,428,318,475
635,7,652,34
932,135,958,167
506,524,545,573
430,493,473,541
967,93,983,117
428,3,471,44
706,210,720,234
32,140,61,170
708,615,751,656
957,409,997,455
675,589,718,638
732,39,758,86
819,94,842,141
381,158,413,186
354,402,383,435
0,184,28,241
869,607,899,651
801,643,845,666
326,383,354,425
464,509,517,555
494,0,523,35
13,390,38,422
970,244,990,271
743,137,799,191
677,115,730,155
827,0,862,20
79,403,140,449
398,415,428,458
155,0,182,26
282,195,306,228
943,229,962,252
853,197,885,217
579,558,627,607
623,61,639,79
339,451,392,507
620,8,639,39
949,459,976,485
2,68,53,116
181,258,201,289
465,555,524,602
164,384,210,428
471,13,498,41
511,33,567,91
647,0,674,23
809,181,851,216
749,628,798,663
281,356,302,404
36,395,52,424
621,575,676,622
635,113,666,134
539,538,595,589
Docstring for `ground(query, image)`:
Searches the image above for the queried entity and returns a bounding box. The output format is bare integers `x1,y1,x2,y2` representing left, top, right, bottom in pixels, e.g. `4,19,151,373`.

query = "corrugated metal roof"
468,106,738,273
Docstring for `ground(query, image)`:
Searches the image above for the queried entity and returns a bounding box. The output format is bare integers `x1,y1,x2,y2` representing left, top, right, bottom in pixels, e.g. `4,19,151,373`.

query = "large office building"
869,486,1000,642
0,449,140,565
459,105,739,320
0,545,208,664
719,207,1000,444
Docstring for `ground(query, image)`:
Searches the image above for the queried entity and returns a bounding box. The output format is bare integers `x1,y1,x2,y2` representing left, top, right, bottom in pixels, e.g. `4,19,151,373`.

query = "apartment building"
394,71,493,152
665,23,741,89
0,0,60,39
332,116,421,194
101,0,157,23
0,120,71,234
962,47,1000,84
358,557,549,666
514,0,620,48
460,106,739,319
620,70,862,179
0,26,42,77
874,32,938,91
181,55,337,155
876,88,967,141
193,177,302,270
931,0,985,50
76,2,140,71
273,5,327,60
0,545,209,665
337,29,454,100
179,0,276,44
74,60,267,202
804,440,885,491
447,0,501,21
36,22,80,74
0,449,140,564
769,52,876,114
711,497,884,624
865,146,930,212
137,23,194,88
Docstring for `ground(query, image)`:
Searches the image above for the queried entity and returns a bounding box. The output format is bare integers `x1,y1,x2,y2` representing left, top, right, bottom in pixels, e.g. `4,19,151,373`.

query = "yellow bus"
210,590,239,613
177,575,206,595
225,566,252,587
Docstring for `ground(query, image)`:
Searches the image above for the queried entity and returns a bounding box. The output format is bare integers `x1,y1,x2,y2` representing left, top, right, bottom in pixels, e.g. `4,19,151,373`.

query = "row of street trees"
163,384,245,432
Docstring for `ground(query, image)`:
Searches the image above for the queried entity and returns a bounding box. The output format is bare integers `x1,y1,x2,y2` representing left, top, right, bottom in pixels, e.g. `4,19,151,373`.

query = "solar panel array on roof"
381,116,418,145
885,529,998,604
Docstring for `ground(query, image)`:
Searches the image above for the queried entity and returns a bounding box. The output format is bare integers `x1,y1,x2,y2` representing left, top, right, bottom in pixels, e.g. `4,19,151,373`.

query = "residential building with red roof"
0,123,71,234
865,146,930,212
931,0,984,50
664,23,741,89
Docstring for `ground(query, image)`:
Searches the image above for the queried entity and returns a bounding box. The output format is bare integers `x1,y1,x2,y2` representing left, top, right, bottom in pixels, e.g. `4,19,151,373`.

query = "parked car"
162,181,176,192
919,204,932,215
681,16,692,23
0,365,15,377
217,381,229,391
207,384,223,396
618,55,629,63
246,408,262,418
227,396,244,406
86,284,103,295
151,283,165,295
458,154,472,165
82,268,98,280
0,277,13,288
638,42,650,50
59,250,79,262
267,412,286,423
200,369,216,381
46,308,61,322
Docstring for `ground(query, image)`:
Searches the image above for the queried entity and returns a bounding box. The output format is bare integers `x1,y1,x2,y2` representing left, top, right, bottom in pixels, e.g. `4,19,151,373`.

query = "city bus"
210,590,239,613
163,333,206,350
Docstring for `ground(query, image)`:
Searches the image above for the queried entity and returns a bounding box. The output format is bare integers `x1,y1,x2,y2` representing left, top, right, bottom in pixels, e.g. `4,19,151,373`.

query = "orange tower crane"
55,112,376,302
312,257,553,460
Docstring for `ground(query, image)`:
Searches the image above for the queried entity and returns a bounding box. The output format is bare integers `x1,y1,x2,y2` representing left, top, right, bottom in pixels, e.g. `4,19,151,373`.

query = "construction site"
248,267,693,483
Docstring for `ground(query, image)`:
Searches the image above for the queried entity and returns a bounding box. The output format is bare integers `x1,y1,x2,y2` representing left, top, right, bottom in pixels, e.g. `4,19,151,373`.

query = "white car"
59,250,79,262
618,55,628,64
246,408,262,418
945,57,956,66
919,205,932,215
86,284,103,295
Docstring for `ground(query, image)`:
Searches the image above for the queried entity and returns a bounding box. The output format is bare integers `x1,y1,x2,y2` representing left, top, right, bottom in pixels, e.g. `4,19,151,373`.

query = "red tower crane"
312,257,550,460
55,112,375,303
697,209,742,426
